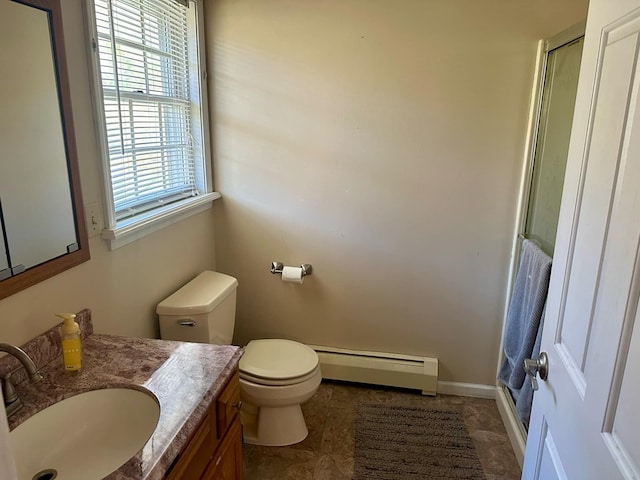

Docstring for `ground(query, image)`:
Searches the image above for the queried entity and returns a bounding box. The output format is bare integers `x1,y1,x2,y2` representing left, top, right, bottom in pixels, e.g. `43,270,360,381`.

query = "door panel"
532,422,567,480
558,28,639,384
611,315,640,472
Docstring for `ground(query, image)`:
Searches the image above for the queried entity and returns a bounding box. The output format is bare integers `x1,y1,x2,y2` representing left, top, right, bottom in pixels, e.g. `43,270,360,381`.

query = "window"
87,0,218,249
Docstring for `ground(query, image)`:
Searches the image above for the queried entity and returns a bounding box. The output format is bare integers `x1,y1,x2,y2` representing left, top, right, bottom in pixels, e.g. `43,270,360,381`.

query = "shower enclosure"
496,23,585,466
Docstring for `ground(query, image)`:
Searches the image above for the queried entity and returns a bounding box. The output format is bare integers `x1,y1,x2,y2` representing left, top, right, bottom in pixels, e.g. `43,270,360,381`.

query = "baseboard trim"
495,385,526,468
436,381,496,399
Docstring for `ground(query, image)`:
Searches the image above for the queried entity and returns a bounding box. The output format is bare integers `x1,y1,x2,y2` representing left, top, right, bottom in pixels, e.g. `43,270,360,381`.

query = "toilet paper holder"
270,262,312,277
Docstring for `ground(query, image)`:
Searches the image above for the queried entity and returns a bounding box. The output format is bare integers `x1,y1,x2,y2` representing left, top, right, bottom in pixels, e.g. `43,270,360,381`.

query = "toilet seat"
240,339,319,386
240,365,321,386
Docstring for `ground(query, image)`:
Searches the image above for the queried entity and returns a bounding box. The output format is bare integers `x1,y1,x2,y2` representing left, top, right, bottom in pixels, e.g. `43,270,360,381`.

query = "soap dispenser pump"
57,313,82,375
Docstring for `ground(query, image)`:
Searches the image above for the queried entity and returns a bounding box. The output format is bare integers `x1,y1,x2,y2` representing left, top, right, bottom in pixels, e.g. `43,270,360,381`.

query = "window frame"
85,0,218,250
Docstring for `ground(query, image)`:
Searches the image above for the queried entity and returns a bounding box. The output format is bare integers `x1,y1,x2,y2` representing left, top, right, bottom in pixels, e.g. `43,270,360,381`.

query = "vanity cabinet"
165,371,243,480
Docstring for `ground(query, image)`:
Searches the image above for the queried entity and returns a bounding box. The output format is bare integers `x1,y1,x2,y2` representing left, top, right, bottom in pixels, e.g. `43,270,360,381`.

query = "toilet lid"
240,339,319,380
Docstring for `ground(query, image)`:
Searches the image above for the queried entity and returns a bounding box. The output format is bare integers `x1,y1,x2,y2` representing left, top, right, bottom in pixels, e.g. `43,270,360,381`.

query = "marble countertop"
6,328,242,479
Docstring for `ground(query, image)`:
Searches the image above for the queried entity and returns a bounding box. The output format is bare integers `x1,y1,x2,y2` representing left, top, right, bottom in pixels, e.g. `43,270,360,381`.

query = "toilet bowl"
239,339,321,446
156,271,321,447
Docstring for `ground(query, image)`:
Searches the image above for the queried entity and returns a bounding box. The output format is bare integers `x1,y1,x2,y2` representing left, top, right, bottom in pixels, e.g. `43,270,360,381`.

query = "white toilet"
156,271,321,447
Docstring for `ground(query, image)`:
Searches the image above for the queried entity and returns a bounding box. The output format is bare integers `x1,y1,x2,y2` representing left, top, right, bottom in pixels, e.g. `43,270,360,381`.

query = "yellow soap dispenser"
57,313,82,375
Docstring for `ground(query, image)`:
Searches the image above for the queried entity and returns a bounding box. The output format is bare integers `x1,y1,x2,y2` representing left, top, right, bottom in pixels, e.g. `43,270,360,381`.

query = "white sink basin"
10,388,160,480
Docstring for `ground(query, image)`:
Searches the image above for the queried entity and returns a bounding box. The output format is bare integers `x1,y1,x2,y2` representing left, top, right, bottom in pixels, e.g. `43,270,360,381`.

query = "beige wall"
207,0,589,384
0,1,215,346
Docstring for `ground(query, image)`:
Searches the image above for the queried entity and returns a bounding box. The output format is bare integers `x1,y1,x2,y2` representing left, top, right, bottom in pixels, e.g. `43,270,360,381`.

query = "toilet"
156,271,321,447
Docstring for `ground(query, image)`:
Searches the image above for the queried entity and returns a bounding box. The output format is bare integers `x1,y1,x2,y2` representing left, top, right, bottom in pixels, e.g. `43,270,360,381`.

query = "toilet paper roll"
282,266,304,284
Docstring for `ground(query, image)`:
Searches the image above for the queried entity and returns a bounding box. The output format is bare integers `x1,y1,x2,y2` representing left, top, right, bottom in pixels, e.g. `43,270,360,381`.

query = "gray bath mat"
353,403,486,480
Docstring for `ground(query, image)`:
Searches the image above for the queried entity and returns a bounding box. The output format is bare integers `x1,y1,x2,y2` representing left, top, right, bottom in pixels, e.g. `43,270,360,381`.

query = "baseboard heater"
309,345,438,396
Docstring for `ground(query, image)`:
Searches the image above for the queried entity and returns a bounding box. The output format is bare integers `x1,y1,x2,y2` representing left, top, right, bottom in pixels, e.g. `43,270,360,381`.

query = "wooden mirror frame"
0,0,89,301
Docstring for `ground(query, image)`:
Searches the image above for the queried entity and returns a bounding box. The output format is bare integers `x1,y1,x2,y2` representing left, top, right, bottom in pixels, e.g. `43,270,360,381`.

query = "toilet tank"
156,271,238,345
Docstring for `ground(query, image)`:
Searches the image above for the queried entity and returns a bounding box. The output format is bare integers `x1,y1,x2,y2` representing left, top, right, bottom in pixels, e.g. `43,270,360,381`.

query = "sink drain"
33,469,57,480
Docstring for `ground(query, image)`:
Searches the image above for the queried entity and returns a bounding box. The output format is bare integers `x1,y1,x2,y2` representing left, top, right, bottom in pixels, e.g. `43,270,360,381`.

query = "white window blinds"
93,0,202,219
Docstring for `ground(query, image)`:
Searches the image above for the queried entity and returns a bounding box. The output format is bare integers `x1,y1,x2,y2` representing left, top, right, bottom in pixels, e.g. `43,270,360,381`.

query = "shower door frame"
494,21,586,468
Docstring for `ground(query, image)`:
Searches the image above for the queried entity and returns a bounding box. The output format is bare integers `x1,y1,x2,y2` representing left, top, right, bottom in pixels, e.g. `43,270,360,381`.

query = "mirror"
0,0,89,301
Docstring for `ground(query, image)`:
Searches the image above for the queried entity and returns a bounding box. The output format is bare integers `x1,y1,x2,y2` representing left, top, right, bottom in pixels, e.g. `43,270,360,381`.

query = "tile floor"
242,381,522,480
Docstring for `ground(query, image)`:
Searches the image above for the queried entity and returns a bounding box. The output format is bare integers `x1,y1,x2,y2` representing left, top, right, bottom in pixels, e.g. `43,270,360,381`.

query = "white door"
523,0,640,479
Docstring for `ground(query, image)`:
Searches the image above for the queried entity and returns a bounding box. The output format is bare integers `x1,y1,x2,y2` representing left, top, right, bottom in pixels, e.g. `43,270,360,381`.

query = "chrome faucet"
0,343,43,417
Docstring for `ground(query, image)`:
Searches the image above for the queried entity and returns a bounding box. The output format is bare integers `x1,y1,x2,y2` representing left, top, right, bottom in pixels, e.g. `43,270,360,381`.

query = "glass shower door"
525,37,584,256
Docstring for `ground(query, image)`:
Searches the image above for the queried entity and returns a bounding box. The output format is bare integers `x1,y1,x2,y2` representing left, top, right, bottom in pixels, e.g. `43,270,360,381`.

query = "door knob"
523,351,548,391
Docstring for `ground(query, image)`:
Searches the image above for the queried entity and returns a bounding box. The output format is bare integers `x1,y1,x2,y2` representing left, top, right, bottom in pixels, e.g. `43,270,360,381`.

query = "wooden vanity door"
205,371,243,480
204,417,243,480
165,371,243,480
